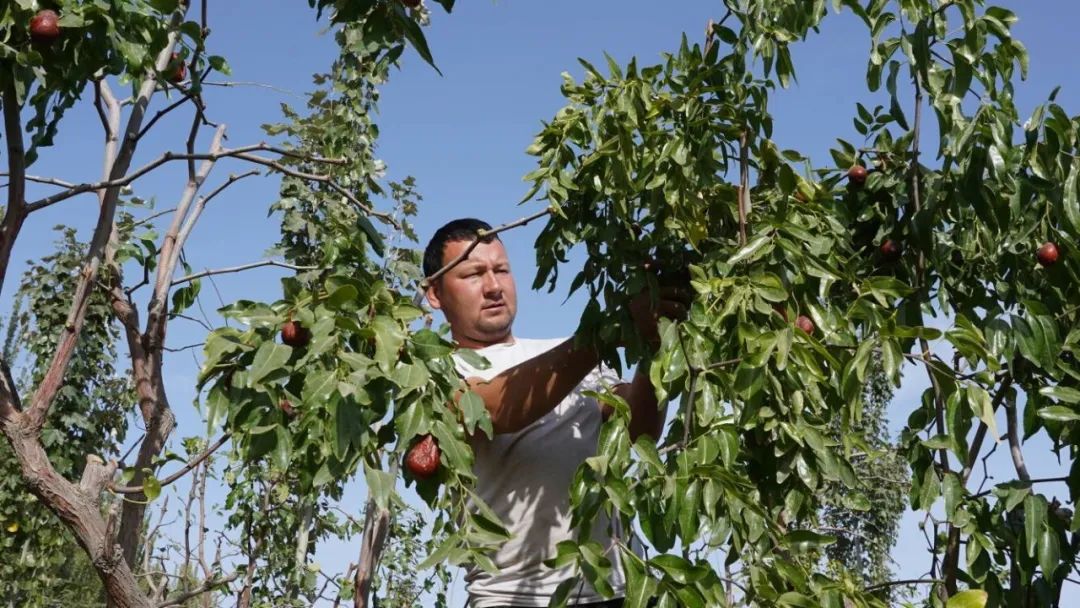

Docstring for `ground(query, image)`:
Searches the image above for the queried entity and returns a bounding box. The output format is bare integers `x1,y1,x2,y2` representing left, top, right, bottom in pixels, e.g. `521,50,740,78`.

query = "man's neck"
454,332,515,350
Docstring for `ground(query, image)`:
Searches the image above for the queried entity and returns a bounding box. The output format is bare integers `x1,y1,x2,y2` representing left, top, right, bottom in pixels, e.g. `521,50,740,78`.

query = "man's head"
423,218,517,349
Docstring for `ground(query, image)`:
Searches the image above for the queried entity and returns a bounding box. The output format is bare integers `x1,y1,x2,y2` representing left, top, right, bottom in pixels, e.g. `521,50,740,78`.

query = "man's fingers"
659,286,693,303
657,299,689,320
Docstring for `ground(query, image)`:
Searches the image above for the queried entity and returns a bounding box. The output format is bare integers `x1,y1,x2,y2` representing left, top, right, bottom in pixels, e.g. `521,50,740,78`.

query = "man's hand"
627,287,691,349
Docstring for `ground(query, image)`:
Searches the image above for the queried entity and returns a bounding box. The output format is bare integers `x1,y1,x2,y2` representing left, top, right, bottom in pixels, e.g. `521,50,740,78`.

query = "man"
423,218,685,608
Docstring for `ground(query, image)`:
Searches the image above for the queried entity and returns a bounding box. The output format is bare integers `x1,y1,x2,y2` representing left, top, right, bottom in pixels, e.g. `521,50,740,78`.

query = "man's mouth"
482,302,505,311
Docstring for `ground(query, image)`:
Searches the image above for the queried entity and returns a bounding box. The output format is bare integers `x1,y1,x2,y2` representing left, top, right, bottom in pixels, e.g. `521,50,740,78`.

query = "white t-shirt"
455,337,629,607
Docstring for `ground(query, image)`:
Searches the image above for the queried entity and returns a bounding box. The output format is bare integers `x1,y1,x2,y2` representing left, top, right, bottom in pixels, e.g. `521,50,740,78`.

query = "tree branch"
26,31,185,432
172,260,316,287
111,434,230,494
962,376,1013,484
418,207,552,291
147,125,228,349
0,75,29,298
1006,394,1031,482
157,573,239,608
866,578,943,592
25,144,352,214
353,460,398,608
737,129,749,247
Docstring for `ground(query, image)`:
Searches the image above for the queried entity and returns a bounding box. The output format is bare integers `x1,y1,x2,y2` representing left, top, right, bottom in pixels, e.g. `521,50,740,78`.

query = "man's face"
425,238,517,349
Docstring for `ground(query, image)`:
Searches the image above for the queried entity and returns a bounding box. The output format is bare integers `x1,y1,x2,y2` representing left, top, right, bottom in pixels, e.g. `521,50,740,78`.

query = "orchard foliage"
524,0,1079,606
2,0,1079,607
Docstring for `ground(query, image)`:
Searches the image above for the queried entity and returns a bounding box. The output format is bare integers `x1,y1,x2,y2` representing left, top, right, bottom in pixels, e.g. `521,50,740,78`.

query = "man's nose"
481,271,502,294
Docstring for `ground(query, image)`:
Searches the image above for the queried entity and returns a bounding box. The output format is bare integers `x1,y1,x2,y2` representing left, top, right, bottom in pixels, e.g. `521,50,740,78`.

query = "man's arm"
613,363,664,442
460,337,600,435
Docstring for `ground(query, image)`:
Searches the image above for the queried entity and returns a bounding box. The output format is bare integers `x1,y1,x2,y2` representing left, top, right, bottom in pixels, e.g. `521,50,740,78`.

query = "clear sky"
8,1,1080,604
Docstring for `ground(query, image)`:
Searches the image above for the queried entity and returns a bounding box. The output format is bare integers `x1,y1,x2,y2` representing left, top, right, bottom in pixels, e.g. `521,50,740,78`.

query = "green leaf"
170,280,201,317
946,590,987,608
1037,406,1080,422
431,420,472,472
205,384,230,434
454,348,491,371
272,425,290,470
784,530,836,552
728,234,771,265
548,576,578,608
248,342,293,385
633,437,664,474
1037,525,1060,578
778,592,815,608
372,315,405,372
142,474,162,501
621,552,659,608
417,533,463,570
412,329,454,359
967,384,998,440
649,554,700,585
944,472,964,519
302,368,337,405
364,463,395,510
397,10,442,75
392,362,431,393
460,390,492,438
1024,494,1047,557
1063,157,1080,239
1040,385,1080,404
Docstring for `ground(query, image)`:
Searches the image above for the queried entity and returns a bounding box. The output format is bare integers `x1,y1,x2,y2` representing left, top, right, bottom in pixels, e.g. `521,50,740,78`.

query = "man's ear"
425,281,443,310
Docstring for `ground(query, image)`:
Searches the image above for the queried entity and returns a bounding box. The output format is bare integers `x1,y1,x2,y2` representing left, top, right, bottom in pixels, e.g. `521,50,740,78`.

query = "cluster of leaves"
0,227,131,605
369,502,453,607
0,0,228,163
195,4,506,603
522,0,1079,606
820,365,908,597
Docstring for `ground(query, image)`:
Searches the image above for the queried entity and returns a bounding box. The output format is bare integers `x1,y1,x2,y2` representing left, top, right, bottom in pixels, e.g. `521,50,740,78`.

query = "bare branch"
737,130,749,247
194,169,259,212
201,80,302,96
0,173,77,189
866,578,943,592
157,573,240,608
0,359,22,422
134,207,180,228
1006,395,1031,482
962,376,1012,484
172,260,316,287
136,88,204,143
0,75,29,298
169,170,259,275
353,459,398,608
112,434,231,494
418,207,552,292
147,125,227,349
163,342,204,353
25,144,356,213
26,28,185,433
972,476,1070,500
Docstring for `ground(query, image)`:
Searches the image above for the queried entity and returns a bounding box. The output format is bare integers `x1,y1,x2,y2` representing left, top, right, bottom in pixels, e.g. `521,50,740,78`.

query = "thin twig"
971,476,1069,500
172,260,316,287
157,573,240,608
1006,396,1031,482
111,433,231,494
866,578,943,592
418,207,553,290
25,144,350,213
737,130,749,247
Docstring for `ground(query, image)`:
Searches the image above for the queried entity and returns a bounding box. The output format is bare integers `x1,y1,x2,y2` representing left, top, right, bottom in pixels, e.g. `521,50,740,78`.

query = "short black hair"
422,218,498,279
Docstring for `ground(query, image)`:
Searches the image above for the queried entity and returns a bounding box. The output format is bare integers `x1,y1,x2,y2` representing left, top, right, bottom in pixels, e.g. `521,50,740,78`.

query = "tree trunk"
1,412,152,608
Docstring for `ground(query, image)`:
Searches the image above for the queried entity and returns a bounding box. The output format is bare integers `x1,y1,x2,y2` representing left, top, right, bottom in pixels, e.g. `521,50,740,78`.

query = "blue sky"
9,0,1080,604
